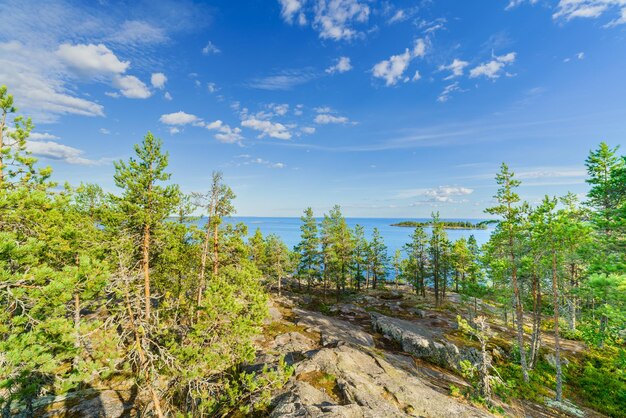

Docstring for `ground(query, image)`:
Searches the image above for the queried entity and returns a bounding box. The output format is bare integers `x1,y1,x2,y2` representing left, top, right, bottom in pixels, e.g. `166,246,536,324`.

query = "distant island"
390,220,489,229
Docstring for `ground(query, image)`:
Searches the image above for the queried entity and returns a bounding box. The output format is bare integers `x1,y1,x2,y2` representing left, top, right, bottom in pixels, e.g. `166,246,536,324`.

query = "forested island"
1,85,626,417
391,220,489,229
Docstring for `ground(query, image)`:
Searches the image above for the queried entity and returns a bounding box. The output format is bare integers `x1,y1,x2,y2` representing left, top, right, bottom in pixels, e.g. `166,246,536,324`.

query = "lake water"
212,217,494,256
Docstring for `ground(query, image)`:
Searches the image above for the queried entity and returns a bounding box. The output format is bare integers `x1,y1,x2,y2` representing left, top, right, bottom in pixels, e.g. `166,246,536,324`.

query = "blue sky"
1,0,625,217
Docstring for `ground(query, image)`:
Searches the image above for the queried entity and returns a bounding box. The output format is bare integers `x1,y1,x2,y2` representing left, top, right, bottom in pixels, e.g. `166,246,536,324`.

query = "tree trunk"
530,268,542,369
569,264,577,331
420,263,426,297
510,231,529,382
433,265,440,307
72,291,81,370
124,281,164,418
212,219,219,276
0,110,6,186
442,265,447,303
477,318,492,403
142,223,151,320
552,248,563,402
196,217,212,321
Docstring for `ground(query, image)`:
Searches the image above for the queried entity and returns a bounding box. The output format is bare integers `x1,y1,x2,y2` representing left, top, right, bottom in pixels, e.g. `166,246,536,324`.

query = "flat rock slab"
272,344,491,418
35,389,138,418
293,308,374,348
273,331,318,354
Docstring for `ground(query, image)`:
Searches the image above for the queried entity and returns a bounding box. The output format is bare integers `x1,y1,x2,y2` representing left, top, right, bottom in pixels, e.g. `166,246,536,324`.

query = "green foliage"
295,207,321,289
0,88,292,415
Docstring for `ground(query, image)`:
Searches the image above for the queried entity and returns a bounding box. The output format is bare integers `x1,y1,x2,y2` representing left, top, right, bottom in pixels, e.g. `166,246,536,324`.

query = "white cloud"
279,0,307,24
278,0,371,40
247,68,318,90
439,58,469,79
114,75,152,98
241,117,292,140
437,82,460,103
553,0,626,23
205,120,243,143
56,43,129,75
564,51,586,62
425,186,473,202
389,9,406,24
169,127,180,135
27,140,101,165
301,126,316,134
164,91,173,100
0,42,105,120
207,82,218,93
107,20,168,45
243,156,286,169
326,56,352,74
313,0,370,40
314,113,348,124
270,103,290,115
606,6,626,25
29,132,60,140
151,72,167,89
372,49,411,86
372,39,426,86
202,41,221,54
159,111,200,125
99,128,110,135
105,91,120,98
469,52,517,79
413,39,427,58
506,0,538,10
398,186,474,203
412,70,421,81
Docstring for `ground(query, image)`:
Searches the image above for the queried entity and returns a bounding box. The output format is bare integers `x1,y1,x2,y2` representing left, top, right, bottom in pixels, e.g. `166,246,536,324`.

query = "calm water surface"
211,217,493,256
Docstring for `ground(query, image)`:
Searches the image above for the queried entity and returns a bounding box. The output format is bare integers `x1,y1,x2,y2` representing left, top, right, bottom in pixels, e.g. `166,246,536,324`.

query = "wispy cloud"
246,68,319,90
278,0,371,41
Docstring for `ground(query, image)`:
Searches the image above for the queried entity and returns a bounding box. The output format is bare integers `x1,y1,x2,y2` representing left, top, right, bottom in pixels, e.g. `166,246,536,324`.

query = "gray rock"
273,332,318,354
35,389,137,418
272,344,491,417
271,380,364,417
294,308,374,348
371,313,483,370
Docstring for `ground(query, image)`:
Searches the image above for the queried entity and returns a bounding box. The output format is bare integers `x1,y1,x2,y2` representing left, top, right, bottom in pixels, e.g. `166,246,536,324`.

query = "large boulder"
371,313,482,370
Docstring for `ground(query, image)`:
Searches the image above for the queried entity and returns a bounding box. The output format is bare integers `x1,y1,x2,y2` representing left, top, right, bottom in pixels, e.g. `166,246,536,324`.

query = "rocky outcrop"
34,389,139,418
271,344,491,417
293,308,374,348
371,313,482,371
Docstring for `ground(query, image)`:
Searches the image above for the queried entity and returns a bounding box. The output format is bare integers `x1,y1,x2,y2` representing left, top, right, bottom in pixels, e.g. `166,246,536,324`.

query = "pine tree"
249,228,267,270
404,225,428,296
352,224,368,290
485,163,529,382
429,212,446,306
295,207,320,290
452,238,471,293
193,171,235,319
265,233,291,295
113,132,179,320
369,227,388,289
